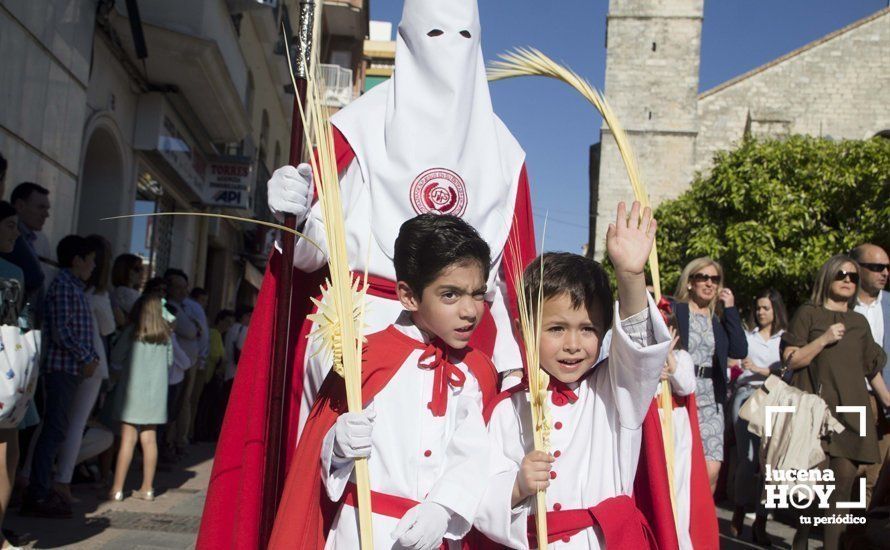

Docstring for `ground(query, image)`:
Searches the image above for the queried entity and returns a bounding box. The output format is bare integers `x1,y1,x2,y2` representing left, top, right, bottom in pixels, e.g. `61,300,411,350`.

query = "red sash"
526,495,657,548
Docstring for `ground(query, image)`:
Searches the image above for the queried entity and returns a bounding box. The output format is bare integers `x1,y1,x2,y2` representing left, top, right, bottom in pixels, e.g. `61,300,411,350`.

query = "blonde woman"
672,257,748,493
108,293,174,501
783,254,889,550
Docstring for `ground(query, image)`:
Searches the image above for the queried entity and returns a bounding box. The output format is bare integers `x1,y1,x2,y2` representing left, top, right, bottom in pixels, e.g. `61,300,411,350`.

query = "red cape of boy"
267,325,499,548
634,396,720,550
197,129,536,550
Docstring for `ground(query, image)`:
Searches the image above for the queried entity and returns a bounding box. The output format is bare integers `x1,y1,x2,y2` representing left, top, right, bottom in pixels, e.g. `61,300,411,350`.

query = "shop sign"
205,157,253,210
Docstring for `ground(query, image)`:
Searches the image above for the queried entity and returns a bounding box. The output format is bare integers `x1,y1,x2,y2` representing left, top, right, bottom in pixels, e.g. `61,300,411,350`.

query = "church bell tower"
593,0,703,257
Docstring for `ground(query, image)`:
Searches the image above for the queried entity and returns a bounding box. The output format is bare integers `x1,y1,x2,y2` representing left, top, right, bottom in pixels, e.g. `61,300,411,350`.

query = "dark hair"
190,287,207,299
393,214,491,296
163,268,189,284
111,253,143,288
523,252,614,330
235,306,254,321
0,152,7,176
215,309,236,324
143,277,167,296
10,182,49,205
0,201,16,222
750,288,788,335
84,235,112,292
56,235,95,269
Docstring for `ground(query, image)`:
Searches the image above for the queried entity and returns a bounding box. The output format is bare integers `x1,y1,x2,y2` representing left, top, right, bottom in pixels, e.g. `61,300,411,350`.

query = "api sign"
205,158,253,210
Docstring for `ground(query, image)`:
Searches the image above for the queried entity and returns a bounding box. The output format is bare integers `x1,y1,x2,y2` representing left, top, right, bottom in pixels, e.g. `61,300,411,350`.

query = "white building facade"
0,0,369,314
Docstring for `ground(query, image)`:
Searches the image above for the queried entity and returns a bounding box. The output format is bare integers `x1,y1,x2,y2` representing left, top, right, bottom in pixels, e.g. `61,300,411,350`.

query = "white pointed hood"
332,0,525,262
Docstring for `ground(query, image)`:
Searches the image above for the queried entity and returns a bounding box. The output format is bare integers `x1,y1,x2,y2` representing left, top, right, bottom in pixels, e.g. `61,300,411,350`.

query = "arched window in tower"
652,42,657,52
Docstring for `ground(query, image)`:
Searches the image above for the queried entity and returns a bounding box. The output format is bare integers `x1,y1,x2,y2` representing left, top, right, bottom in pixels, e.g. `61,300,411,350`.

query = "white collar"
857,291,883,308
393,311,431,344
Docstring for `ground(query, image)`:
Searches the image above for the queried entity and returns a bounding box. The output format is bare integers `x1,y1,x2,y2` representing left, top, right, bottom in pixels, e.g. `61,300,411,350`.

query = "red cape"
267,326,499,548
197,130,537,549
634,396,720,550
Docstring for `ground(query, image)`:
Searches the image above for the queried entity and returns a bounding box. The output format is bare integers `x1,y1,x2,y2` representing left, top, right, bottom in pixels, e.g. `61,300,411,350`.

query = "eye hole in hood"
460,30,472,38
427,29,444,37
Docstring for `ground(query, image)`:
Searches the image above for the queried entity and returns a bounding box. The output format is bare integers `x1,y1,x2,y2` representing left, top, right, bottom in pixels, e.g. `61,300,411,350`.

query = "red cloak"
197,130,536,549
634,396,720,550
267,326,499,548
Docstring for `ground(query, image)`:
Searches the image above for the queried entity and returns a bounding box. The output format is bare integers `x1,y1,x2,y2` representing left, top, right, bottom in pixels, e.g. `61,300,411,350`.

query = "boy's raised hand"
606,201,657,319
606,201,656,276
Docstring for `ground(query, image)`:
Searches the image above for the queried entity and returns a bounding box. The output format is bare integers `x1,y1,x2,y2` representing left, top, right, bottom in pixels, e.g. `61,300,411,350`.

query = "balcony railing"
319,63,355,108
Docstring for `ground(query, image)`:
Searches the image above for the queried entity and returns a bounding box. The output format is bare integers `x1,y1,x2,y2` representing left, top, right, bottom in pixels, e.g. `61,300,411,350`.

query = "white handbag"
0,326,40,429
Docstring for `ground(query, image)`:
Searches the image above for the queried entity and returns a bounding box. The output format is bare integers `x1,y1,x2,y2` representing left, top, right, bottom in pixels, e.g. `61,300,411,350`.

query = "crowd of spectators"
0,160,251,548
672,244,889,549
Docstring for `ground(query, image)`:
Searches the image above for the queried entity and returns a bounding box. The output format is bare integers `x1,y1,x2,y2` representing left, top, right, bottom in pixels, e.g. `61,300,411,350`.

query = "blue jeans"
30,371,81,500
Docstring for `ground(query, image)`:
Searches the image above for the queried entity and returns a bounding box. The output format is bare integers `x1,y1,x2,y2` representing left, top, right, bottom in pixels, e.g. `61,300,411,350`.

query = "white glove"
391,501,450,550
268,163,314,224
332,409,376,459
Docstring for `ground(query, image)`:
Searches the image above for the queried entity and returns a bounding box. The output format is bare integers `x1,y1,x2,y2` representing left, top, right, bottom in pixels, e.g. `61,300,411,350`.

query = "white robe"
320,314,490,549
654,350,696,550
474,296,671,549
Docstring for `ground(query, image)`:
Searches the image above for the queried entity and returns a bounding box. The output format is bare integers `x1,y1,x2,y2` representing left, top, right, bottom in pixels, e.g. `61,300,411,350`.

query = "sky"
369,0,888,253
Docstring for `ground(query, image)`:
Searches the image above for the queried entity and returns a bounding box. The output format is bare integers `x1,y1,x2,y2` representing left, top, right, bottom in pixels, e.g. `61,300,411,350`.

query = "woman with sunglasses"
783,254,889,550
672,257,748,494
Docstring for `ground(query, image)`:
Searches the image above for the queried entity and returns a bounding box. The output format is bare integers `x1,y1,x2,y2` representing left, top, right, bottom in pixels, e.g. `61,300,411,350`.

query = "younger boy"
269,214,499,549
22,235,97,518
474,202,671,549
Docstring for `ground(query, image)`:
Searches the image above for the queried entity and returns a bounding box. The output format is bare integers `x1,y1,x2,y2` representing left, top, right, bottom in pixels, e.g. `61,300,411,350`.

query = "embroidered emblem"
410,168,468,217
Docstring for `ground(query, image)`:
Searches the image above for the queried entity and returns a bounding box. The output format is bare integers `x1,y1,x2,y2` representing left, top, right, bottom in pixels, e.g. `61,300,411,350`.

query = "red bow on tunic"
418,341,466,417
548,378,579,407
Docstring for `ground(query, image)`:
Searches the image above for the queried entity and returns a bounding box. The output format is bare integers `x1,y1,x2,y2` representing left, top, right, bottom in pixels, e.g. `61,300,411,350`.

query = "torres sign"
205,158,253,210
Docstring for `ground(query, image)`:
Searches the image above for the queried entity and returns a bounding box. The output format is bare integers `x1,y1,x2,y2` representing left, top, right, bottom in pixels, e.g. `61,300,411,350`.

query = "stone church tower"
593,0,704,257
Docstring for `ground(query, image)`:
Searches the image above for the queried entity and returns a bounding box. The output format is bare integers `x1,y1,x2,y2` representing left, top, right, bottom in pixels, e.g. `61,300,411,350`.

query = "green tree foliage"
653,136,890,312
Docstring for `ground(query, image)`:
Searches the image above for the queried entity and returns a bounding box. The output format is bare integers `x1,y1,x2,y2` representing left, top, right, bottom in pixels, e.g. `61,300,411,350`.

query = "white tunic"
475,296,671,549
654,350,696,550
320,314,490,549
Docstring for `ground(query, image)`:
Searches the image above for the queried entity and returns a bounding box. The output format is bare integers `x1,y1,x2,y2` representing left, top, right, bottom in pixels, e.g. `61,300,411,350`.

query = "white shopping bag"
0,326,40,428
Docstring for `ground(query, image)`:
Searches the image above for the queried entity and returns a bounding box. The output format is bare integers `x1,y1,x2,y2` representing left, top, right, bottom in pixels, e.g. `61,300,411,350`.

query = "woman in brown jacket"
782,254,889,550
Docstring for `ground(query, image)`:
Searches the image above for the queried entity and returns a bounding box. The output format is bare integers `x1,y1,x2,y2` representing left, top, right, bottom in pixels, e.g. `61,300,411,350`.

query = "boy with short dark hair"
269,214,499,549
22,235,97,518
474,202,672,549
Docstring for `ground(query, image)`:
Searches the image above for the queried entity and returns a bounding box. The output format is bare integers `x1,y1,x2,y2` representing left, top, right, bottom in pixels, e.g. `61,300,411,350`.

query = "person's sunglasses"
834,270,860,284
690,273,721,284
860,262,890,273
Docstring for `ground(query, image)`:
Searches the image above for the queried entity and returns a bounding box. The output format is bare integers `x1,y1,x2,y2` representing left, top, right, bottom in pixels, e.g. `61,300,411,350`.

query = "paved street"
5,443,890,549
4,443,213,549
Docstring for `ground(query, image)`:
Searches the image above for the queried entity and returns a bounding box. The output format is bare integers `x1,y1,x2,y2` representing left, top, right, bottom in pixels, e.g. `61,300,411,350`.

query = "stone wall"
695,9,890,174
0,1,95,244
